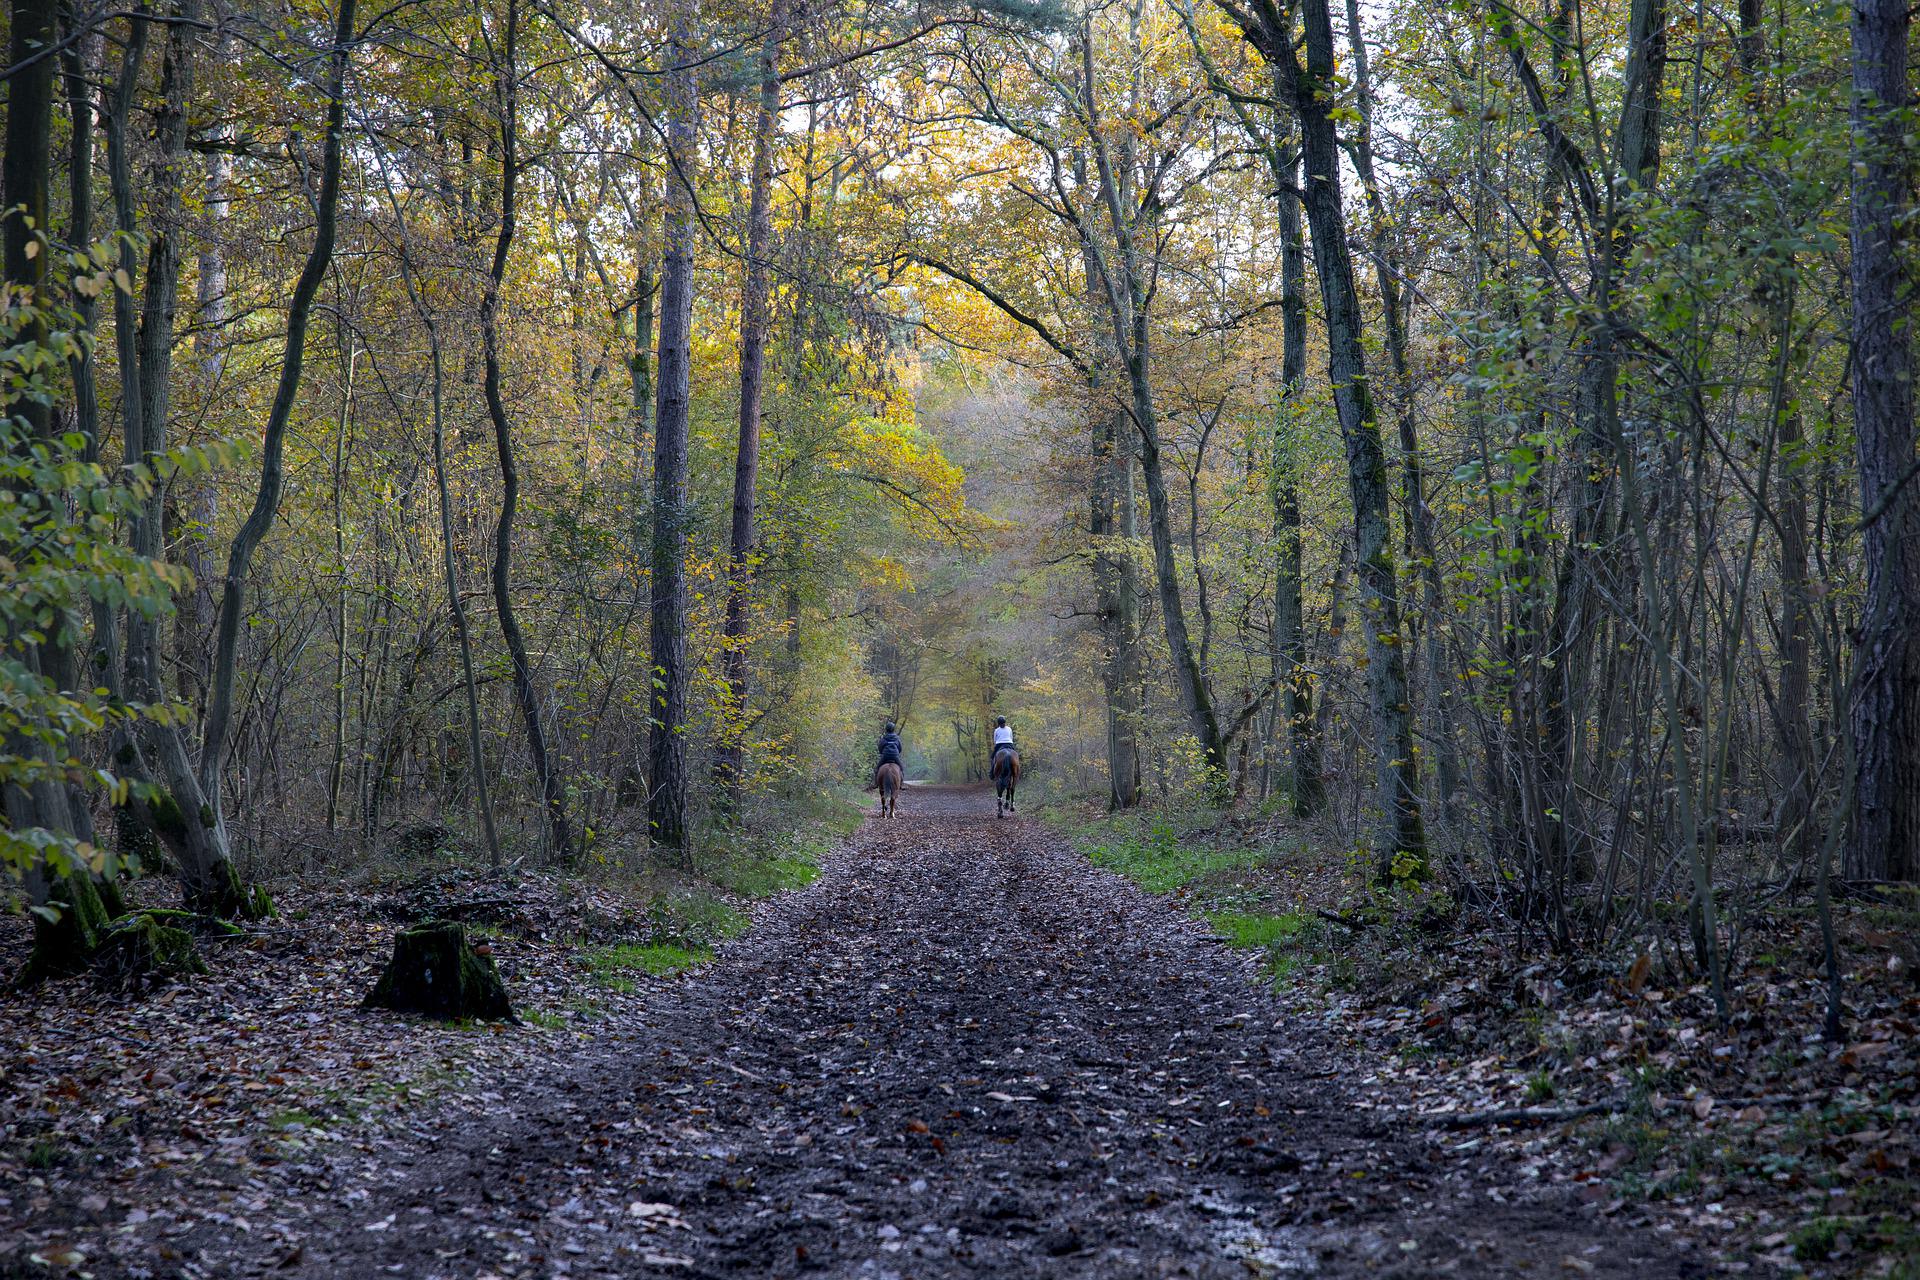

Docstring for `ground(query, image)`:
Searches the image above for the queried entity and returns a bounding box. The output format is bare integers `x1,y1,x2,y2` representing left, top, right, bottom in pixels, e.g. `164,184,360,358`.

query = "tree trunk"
1774,376,1817,871
1845,0,1920,883
61,20,102,462
631,258,656,513
1075,146,1143,811
191,0,355,906
104,0,243,917
5,0,120,974
175,38,232,719
481,0,575,864
714,0,786,808
1342,0,1462,820
326,339,358,833
1077,35,1226,774
1276,0,1426,874
1091,394,1143,809
1269,143,1324,818
647,14,698,862
1129,363,1227,772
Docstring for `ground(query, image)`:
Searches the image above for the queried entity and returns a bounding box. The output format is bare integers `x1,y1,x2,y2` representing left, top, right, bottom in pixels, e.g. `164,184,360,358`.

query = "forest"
1,0,1917,1271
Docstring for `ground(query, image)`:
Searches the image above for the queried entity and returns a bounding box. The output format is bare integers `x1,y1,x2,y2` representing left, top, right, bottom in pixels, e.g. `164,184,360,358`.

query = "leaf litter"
2,786,1726,1277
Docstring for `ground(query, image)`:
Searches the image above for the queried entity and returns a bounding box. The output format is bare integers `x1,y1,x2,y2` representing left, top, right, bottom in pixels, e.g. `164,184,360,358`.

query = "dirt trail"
201,786,1711,1278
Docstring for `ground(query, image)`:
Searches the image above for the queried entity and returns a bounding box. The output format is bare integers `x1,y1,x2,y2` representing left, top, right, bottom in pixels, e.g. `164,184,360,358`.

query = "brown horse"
991,748,1019,817
875,761,902,817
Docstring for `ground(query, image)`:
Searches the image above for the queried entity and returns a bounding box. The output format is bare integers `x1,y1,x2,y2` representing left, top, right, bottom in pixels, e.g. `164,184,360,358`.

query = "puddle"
1191,1191,1316,1274
1219,1222,1317,1274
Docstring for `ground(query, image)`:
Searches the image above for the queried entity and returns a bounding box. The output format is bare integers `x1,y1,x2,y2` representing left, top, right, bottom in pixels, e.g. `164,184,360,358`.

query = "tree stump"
362,920,514,1021
92,911,211,992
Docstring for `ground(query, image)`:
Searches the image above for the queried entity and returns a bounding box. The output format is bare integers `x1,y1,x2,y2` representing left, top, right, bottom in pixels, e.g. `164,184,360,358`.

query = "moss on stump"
362,920,514,1021
92,912,210,992
20,868,118,986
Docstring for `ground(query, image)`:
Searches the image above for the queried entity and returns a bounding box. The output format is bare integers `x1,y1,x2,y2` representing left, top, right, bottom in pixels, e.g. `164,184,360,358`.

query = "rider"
989,716,1014,775
874,721,904,786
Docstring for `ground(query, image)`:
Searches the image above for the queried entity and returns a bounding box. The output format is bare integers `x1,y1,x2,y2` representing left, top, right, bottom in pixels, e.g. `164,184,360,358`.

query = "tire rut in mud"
245,785,1710,1279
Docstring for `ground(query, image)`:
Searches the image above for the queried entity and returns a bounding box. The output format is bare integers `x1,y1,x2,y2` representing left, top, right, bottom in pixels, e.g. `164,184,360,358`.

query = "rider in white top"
990,717,1014,775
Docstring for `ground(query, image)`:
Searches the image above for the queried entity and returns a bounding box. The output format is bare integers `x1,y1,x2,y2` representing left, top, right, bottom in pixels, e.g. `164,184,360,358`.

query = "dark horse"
991,748,1019,817
875,761,902,818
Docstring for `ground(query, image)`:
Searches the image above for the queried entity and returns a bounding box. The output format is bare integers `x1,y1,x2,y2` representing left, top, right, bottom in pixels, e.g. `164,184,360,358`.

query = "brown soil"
152,786,1718,1277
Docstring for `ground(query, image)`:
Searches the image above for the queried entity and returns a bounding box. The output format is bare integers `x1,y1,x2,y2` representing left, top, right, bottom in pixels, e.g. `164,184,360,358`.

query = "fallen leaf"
1626,954,1652,994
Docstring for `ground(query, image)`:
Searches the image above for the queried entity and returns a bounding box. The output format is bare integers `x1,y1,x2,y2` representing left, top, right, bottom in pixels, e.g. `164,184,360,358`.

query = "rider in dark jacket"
875,722,904,772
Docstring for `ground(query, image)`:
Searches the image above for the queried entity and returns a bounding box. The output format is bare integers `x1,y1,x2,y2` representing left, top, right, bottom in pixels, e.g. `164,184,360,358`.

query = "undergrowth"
1076,816,1265,895
1053,793,1920,1278
1056,808,1336,987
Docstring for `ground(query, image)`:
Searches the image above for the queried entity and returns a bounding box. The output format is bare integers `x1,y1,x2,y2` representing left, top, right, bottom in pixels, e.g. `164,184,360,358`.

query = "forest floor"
1059,801,1920,1280
2,784,1724,1278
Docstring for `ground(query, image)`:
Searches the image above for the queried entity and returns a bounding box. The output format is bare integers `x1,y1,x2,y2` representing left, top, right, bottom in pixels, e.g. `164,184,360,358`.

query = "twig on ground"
1315,909,1368,931
1426,1100,1620,1129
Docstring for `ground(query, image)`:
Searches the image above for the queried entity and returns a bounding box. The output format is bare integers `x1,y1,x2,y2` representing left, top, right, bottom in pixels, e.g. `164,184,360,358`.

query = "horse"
991,748,1019,817
875,761,902,817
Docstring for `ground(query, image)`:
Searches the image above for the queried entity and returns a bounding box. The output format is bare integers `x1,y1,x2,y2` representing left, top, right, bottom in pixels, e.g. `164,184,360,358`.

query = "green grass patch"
1206,910,1306,949
586,941,714,991
707,850,820,898
1791,1217,1843,1262
1063,812,1328,988
1085,822,1265,896
649,890,747,944
521,1008,566,1029
268,1108,323,1131
1262,952,1302,985
1203,910,1329,992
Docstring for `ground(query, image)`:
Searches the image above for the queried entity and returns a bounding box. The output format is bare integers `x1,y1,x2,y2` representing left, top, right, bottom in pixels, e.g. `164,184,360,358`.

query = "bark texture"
1243,0,1426,871
647,15,698,860
1845,0,1920,883
714,0,786,806
1270,143,1323,818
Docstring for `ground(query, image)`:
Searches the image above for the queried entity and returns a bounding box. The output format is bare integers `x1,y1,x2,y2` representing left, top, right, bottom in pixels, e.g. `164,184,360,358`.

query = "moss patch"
585,941,713,991
92,912,210,991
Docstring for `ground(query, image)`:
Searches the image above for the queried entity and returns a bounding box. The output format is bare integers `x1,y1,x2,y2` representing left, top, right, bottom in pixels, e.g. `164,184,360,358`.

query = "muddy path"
197,786,1712,1278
